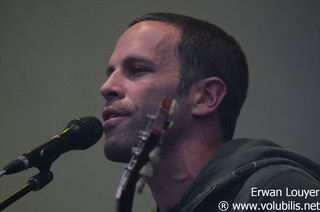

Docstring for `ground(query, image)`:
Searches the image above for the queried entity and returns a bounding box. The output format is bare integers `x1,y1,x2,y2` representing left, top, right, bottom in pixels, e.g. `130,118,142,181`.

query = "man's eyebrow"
123,55,156,66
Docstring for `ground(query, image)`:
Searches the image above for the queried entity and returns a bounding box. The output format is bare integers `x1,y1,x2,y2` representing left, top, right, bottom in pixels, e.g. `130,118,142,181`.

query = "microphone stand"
0,170,53,211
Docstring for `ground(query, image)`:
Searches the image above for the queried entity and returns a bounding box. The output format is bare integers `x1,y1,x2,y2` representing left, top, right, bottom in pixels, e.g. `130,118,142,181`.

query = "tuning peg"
137,162,154,193
149,146,161,165
136,176,146,193
139,162,153,178
138,130,150,141
169,99,178,117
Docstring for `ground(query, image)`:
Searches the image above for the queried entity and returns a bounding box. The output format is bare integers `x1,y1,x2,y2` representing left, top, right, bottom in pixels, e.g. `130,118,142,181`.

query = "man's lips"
102,107,129,128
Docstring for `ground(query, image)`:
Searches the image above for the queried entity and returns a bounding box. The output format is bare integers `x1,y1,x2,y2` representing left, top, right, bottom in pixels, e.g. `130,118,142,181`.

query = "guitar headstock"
115,97,178,212
136,98,177,193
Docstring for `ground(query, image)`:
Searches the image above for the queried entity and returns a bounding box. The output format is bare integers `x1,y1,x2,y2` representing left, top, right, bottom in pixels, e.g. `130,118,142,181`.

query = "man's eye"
130,66,150,75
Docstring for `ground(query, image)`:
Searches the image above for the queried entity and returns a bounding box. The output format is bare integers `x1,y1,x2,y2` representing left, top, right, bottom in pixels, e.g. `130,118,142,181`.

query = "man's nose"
100,71,125,102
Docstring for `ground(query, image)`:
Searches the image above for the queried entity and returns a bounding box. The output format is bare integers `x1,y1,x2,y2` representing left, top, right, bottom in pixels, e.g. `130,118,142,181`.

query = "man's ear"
192,77,227,116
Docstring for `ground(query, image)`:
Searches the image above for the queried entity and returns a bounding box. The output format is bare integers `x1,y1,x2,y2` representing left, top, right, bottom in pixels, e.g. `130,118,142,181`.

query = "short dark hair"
130,13,249,141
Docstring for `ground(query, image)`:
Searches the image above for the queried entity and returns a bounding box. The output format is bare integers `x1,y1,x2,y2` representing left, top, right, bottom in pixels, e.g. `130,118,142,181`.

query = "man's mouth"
102,107,129,128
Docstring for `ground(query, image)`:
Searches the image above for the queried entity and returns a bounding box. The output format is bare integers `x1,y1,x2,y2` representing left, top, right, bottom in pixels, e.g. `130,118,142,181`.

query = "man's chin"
103,140,132,163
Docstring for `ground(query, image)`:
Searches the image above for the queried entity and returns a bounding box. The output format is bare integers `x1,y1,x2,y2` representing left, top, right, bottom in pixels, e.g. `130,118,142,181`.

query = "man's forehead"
110,21,180,65
127,20,179,34
118,21,180,46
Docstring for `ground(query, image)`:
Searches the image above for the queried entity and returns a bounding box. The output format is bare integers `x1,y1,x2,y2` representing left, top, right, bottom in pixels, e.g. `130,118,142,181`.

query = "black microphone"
0,116,103,176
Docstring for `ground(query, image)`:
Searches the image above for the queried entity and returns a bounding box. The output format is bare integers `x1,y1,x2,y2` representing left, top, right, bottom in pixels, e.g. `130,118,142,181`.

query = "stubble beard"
103,99,163,163
103,86,191,163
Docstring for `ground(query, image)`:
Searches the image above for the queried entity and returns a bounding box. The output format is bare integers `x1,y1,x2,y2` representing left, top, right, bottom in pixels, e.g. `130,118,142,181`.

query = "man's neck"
147,137,223,211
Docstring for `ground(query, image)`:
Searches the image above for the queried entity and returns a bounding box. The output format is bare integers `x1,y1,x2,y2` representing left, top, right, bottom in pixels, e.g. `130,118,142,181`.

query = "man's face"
100,21,182,162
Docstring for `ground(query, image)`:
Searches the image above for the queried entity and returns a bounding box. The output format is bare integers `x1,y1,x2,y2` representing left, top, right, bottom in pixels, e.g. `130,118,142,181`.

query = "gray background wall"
1,1,319,211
